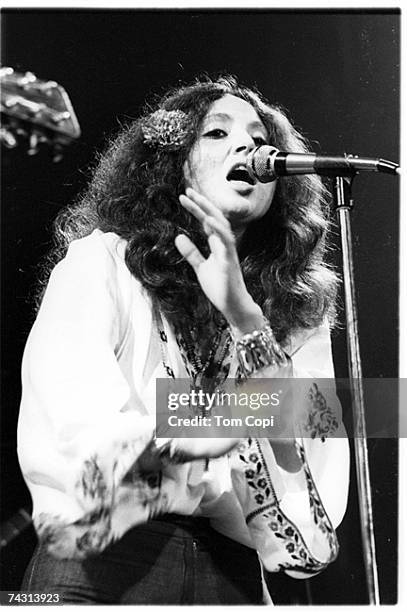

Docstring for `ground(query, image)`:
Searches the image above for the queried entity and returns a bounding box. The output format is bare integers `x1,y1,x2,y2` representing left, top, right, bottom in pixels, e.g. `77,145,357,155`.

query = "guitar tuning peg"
19,71,37,87
27,130,51,156
0,66,14,78
51,111,71,123
52,143,64,163
27,131,43,156
34,80,58,95
11,123,28,138
0,126,18,148
4,96,19,108
37,133,49,144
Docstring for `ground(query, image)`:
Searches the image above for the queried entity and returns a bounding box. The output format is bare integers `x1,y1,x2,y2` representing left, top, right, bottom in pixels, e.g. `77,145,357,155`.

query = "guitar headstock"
1,66,81,161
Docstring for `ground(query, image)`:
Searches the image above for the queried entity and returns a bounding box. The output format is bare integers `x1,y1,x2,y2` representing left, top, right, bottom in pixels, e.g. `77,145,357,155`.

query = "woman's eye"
253,136,267,146
204,129,227,139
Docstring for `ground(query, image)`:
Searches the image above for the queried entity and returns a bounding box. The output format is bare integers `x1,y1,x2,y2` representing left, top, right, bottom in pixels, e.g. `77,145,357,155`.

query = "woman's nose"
232,131,256,154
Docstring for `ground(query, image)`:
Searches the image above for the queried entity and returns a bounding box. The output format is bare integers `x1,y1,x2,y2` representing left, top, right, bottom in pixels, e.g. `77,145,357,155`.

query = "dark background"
0,9,399,604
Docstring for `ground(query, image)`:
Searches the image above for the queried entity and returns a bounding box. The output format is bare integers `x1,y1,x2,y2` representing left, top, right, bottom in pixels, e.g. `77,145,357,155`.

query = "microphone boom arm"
247,145,399,181
289,153,398,176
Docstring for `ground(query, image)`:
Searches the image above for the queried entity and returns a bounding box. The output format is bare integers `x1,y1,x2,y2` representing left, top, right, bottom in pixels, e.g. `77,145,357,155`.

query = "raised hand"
175,187,264,335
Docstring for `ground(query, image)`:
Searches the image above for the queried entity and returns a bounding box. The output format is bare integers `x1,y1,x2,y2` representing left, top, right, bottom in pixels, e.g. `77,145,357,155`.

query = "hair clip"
141,109,191,150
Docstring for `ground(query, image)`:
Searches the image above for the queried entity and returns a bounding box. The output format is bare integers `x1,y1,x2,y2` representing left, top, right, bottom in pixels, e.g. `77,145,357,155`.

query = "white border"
0,1,404,9
1,3,404,610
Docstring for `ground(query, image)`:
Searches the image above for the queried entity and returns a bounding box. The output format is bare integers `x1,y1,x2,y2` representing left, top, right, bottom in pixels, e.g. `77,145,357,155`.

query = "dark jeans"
21,514,264,604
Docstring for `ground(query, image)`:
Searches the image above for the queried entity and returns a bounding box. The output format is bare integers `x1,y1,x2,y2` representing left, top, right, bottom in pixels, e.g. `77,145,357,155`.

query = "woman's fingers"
179,190,236,258
174,234,205,271
176,188,249,321
185,187,230,227
178,188,239,276
204,216,236,258
179,194,207,225
180,187,231,230
170,437,242,460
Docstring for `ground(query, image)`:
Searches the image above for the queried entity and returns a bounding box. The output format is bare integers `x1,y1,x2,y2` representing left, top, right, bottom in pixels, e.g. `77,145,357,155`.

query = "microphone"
246,145,400,182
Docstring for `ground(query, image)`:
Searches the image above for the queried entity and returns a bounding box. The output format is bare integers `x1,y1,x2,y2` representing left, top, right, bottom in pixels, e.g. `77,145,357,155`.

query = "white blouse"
17,229,349,578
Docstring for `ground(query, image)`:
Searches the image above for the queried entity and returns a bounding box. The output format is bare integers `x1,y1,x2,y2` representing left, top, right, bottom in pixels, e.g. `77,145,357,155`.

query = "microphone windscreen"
247,146,279,183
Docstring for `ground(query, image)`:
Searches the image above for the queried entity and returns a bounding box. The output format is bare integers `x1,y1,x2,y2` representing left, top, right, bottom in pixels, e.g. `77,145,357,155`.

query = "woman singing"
18,75,349,604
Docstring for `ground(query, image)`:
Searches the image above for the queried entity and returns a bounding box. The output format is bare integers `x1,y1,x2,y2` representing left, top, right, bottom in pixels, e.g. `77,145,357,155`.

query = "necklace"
153,305,234,472
153,304,233,410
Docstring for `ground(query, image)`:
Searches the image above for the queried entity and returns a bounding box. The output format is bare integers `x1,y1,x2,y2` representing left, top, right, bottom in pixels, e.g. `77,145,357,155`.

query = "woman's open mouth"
226,165,255,191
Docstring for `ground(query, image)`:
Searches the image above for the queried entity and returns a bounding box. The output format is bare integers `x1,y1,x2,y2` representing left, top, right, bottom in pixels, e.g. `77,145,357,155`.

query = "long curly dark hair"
41,75,338,343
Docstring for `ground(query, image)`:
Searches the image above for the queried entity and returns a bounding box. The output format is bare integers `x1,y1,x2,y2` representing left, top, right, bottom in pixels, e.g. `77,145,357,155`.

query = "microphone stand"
333,175,380,604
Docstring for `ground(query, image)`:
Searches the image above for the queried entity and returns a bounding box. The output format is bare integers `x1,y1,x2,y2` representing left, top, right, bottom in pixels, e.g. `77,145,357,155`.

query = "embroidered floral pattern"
261,503,337,574
154,306,340,574
238,437,339,573
45,441,166,558
76,455,108,509
175,323,233,400
239,439,279,522
295,441,338,551
303,383,339,442
172,321,233,418
36,460,168,560
122,464,162,506
35,508,113,559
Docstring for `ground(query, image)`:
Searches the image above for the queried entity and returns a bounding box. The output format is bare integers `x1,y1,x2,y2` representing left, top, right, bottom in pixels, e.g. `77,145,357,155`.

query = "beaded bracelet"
235,322,289,381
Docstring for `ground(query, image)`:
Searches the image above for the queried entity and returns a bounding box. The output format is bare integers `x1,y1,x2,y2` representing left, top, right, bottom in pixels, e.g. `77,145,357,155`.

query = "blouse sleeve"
17,232,165,559
230,322,350,578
